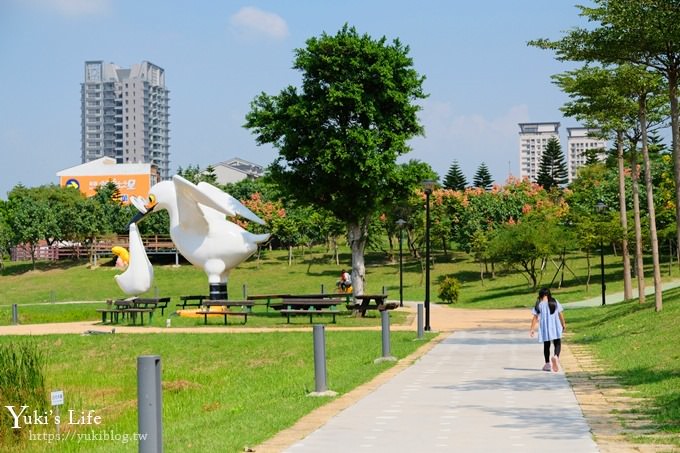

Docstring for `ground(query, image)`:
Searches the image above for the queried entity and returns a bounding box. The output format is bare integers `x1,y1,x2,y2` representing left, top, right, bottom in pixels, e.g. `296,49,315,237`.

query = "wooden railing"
10,235,177,261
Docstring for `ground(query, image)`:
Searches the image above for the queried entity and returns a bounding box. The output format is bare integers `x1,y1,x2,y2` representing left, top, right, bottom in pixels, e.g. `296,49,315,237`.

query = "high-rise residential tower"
81,61,170,179
566,127,608,182
518,122,560,181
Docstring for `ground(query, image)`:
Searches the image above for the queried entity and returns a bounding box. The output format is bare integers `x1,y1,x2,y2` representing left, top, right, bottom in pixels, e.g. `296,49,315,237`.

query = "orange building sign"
59,174,151,204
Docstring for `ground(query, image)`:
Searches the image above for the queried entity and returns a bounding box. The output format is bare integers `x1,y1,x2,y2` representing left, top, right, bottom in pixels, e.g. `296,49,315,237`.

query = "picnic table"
347,294,397,317
135,297,171,315
96,298,163,325
194,300,253,325
272,298,346,324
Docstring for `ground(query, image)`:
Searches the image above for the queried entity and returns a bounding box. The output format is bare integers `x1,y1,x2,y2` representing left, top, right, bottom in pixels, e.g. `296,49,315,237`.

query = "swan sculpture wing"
114,223,154,296
196,181,266,225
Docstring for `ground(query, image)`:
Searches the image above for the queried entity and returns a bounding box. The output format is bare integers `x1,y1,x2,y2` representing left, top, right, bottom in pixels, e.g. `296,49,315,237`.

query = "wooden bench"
279,309,338,324
95,308,123,324
194,309,248,325
124,308,154,325
270,298,346,311
177,295,206,309
247,294,291,311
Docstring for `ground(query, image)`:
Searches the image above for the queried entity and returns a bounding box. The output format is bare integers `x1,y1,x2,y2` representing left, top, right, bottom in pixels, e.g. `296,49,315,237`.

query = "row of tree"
530,0,680,312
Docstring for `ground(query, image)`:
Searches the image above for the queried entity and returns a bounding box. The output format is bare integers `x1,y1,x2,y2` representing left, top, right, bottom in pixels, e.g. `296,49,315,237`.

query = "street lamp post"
396,219,406,307
422,180,435,331
596,201,607,306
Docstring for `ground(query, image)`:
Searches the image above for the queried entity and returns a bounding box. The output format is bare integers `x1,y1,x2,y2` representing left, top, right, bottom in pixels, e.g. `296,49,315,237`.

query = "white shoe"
551,356,559,372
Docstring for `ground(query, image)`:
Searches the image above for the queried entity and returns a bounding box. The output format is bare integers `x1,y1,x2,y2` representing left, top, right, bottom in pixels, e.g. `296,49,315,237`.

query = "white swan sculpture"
114,222,154,296
129,175,270,299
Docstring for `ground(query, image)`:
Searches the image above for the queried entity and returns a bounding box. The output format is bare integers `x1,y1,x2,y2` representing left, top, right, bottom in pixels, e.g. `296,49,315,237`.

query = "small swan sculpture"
130,175,270,299
114,223,154,296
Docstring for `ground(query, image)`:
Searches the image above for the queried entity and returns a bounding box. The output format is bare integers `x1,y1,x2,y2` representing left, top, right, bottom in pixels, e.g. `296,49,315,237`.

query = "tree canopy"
536,137,568,190
473,163,493,190
444,160,467,190
244,24,427,294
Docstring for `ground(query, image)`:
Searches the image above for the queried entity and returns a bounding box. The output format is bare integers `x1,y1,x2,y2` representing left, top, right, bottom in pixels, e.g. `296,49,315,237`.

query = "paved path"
563,280,680,308
283,329,597,453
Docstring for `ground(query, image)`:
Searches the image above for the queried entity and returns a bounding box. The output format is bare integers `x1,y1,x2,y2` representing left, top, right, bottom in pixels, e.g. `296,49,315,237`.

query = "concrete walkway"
283,329,597,453
563,279,680,308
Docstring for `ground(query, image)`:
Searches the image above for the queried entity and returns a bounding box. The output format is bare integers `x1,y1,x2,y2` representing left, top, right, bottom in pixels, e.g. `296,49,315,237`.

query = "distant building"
518,122,560,181
81,60,170,179
211,158,264,185
566,127,608,182
57,157,159,204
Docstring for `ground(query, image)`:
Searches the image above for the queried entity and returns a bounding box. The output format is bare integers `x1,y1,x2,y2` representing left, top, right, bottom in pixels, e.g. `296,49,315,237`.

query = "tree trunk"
479,261,485,286
639,96,662,311
669,70,680,278
586,250,591,292
348,219,369,296
630,148,645,303
288,245,293,266
617,130,633,301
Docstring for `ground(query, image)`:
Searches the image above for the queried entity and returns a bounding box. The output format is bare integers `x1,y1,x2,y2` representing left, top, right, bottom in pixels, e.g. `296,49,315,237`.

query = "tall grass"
0,340,47,447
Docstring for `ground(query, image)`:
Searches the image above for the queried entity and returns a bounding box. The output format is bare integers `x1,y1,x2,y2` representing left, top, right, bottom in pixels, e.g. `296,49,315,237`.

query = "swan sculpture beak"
129,195,157,225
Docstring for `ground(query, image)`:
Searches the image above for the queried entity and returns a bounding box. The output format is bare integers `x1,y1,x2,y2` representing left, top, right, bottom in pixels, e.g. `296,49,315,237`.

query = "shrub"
437,275,461,304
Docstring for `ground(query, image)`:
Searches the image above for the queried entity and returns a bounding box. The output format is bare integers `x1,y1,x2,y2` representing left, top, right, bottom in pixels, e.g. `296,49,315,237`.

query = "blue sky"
0,0,591,198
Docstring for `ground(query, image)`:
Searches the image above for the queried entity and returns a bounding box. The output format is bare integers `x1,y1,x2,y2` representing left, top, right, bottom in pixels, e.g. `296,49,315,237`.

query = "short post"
242,284,248,299
417,303,424,339
137,355,163,453
308,325,337,397
321,284,325,294
174,252,179,266
11,304,18,325
382,285,386,295
375,311,396,363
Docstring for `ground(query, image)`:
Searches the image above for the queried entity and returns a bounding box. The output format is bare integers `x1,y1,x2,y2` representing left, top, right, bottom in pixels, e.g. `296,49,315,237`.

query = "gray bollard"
309,325,337,397
417,303,424,339
375,311,396,363
313,325,327,392
242,284,248,299
137,355,163,453
11,304,18,325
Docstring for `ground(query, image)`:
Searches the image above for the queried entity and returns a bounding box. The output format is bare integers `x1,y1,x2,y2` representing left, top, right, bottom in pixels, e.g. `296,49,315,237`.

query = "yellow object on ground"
111,246,130,265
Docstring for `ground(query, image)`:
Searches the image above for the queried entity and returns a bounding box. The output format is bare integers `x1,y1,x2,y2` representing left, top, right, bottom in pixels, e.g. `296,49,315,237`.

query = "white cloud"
20,0,111,16
407,100,530,184
229,6,289,40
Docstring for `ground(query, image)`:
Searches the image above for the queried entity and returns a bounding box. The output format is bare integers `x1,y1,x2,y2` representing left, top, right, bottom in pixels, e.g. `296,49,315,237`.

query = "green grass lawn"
0,330,434,452
1,246,676,313
567,288,680,445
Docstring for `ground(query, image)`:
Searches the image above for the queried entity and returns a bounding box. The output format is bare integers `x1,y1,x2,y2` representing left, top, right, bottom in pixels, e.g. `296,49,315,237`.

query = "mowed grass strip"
2,246,676,312
567,288,680,445
0,330,434,452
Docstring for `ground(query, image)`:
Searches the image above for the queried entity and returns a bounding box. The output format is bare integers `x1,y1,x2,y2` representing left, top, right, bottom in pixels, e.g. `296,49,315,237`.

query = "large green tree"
473,162,493,190
443,160,467,190
245,25,427,295
536,137,568,190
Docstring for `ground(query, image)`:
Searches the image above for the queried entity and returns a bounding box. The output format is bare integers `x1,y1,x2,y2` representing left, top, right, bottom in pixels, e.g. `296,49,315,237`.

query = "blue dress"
531,300,563,342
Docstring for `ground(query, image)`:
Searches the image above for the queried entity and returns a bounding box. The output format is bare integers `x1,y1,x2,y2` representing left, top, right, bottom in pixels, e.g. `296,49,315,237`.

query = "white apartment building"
518,122,560,181
566,127,608,182
81,61,170,179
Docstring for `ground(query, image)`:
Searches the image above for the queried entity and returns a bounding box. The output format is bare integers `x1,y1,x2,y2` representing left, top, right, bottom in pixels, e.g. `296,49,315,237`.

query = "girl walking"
530,288,566,372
